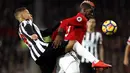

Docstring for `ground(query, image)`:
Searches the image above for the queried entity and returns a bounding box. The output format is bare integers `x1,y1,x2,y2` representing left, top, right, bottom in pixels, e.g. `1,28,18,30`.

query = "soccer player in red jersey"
53,2,92,43
52,1,112,73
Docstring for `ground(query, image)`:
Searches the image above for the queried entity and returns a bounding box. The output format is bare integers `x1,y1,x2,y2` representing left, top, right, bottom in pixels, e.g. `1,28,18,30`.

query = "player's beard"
86,13,94,18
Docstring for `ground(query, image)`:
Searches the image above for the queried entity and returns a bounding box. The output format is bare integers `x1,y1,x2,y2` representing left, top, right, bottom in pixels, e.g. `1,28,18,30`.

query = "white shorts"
56,51,80,73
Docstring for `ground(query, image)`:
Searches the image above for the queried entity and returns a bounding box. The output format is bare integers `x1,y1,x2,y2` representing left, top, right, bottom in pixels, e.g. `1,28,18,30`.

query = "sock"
73,41,99,63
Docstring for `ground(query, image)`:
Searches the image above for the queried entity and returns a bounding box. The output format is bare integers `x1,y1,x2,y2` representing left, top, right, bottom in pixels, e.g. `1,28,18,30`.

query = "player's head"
80,1,95,18
14,7,32,22
87,17,96,29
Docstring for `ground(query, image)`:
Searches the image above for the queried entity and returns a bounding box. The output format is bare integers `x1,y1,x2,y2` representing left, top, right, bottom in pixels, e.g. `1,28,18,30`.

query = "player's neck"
87,28,95,32
80,10,85,15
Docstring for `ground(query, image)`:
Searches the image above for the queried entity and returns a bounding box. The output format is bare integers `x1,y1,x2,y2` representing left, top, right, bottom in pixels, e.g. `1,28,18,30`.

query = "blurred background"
0,0,130,73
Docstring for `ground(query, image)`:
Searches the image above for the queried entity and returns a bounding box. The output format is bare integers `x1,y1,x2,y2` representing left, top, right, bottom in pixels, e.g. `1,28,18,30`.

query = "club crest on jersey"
77,17,82,22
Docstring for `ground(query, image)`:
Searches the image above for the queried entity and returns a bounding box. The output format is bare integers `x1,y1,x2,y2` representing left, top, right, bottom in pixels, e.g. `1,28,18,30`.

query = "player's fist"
31,34,38,40
124,58,129,66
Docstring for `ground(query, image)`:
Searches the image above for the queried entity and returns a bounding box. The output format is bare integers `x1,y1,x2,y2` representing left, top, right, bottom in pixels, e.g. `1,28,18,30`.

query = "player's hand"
53,35,63,48
124,58,129,66
31,34,38,40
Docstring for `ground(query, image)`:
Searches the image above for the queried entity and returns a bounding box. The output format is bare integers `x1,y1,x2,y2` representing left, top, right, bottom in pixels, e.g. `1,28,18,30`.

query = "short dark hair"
80,3,92,9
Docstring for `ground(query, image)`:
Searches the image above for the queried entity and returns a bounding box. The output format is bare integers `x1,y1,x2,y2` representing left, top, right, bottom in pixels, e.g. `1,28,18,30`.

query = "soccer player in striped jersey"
80,17,104,73
14,7,111,73
123,36,130,73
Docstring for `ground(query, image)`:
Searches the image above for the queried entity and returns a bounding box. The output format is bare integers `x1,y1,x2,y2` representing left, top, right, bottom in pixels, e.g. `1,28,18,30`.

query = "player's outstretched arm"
40,22,60,37
99,44,104,61
98,32,104,61
53,28,65,48
124,44,130,66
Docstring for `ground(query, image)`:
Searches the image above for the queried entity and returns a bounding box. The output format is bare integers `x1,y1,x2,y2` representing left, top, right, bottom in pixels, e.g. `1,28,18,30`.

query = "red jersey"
52,12,88,43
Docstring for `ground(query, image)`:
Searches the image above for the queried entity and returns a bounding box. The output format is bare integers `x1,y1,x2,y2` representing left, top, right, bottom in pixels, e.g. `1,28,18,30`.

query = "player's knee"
65,40,77,52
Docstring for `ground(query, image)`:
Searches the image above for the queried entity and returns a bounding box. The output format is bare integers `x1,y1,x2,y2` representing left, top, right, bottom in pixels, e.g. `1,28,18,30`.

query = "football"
102,20,117,35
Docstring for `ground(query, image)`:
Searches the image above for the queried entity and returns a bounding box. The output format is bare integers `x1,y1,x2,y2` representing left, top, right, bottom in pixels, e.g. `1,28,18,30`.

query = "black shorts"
80,62,96,73
35,40,69,73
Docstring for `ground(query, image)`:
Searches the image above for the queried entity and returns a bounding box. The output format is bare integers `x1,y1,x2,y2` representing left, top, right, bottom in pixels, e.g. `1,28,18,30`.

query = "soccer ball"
102,20,117,35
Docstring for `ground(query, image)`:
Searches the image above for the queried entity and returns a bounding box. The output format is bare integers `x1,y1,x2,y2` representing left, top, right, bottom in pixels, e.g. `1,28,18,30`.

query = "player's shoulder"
95,32,102,36
75,12,87,22
76,12,85,17
96,31,101,34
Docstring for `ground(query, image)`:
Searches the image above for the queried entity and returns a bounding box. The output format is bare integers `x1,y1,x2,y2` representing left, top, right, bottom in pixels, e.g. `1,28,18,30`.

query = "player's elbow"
58,28,65,36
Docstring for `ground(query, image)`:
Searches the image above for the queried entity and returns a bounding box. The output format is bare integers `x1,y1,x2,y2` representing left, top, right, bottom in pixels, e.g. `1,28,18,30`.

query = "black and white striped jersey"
81,32,102,62
18,20,49,61
127,36,130,45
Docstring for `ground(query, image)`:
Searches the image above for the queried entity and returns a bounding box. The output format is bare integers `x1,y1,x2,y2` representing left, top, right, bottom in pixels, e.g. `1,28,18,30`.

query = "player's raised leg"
65,40,112,68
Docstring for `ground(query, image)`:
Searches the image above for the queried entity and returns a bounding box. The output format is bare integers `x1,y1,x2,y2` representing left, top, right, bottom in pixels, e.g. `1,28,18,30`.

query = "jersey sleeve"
58,20,67,31
127,36,130,45
67,15,85,27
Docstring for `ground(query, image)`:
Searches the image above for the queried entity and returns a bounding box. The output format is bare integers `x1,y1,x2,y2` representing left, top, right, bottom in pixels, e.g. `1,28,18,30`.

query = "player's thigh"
65,40,76,52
